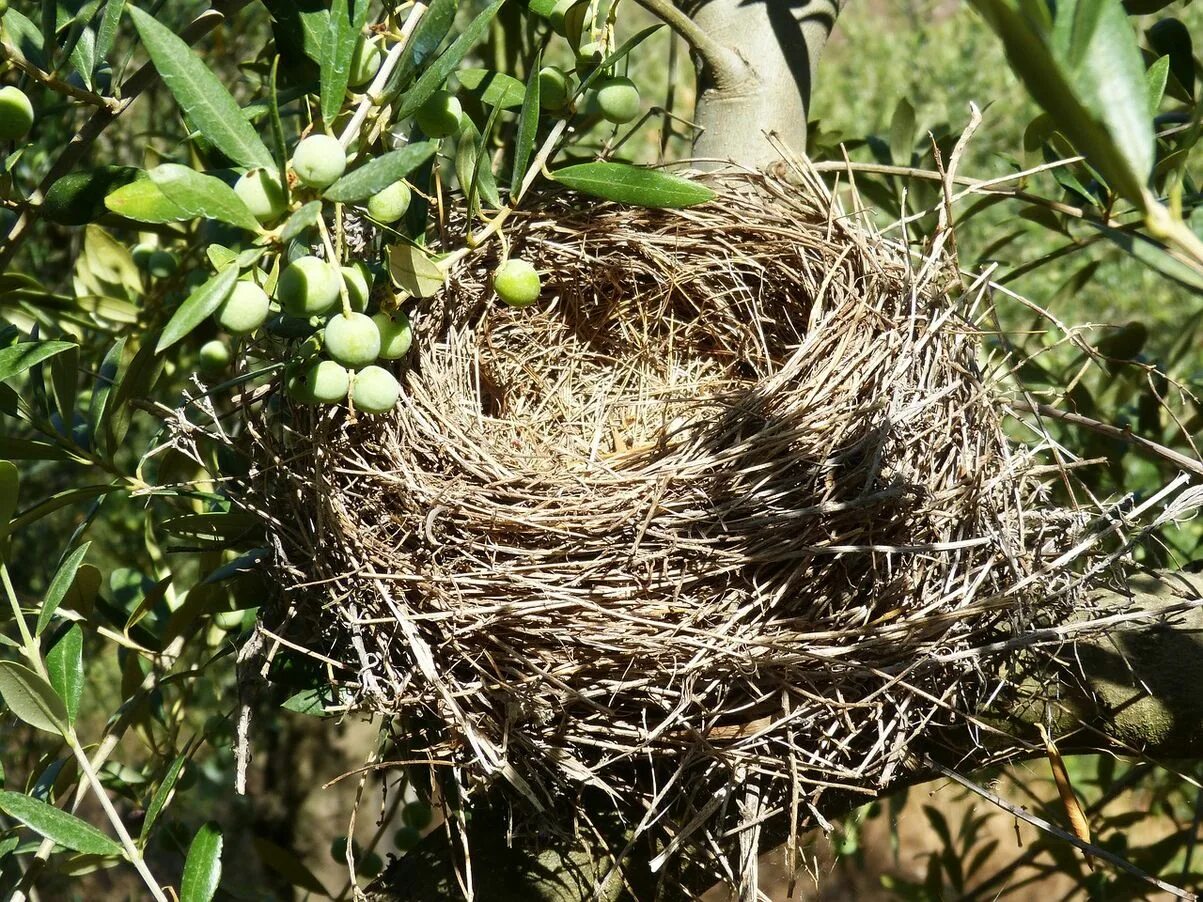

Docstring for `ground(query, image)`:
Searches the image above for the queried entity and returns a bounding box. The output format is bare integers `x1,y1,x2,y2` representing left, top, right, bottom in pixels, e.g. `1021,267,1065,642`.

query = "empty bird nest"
189,165,1159,885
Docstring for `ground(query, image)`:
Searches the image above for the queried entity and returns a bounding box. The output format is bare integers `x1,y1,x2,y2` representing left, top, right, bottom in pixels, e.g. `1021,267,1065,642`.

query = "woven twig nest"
232,170,1089,876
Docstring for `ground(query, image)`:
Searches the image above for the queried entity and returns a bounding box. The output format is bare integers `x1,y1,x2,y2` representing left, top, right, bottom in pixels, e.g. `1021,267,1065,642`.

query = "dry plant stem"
922,758,1196,900
339,3,428,150
0,0,252,270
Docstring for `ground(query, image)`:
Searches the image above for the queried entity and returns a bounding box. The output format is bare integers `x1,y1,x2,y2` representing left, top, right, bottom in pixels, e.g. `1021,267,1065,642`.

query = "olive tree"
0,1,1200,900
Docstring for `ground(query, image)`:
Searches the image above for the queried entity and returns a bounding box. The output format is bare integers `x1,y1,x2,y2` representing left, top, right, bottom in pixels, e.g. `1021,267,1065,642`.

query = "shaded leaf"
253,837,330,896
396,0,507,120
457,68,525,108
323,142,438,203
0,791,123,857
0,460,18,530
46,625,84,726
140,753,187,841
180,822,223,902
388,244,445,297
0,342,78,384
320,0,367,124
157,266,240,354
36,543,92,636
44,166,140,226
511,52,542,197
0,661,68,734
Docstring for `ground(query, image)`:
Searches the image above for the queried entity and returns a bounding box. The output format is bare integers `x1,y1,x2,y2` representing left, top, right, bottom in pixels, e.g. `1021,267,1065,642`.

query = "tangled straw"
216,169,1124,886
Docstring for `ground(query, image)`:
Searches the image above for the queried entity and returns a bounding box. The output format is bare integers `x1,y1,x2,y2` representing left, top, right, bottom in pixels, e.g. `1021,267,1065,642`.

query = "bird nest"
219,170,1100,881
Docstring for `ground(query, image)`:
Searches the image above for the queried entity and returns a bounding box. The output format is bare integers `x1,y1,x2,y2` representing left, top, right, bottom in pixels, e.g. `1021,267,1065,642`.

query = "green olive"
538,67,571,111
324,311,381,368
278,256,341,316
351,365,400,414
215,281,271,335
366,181,412,224
288,359,350,404
349,35,386,88
373,309,412,359
595,76,640,124
493,258,541,308
414,90,462,139
341,263,372,313
198,339,231,374
235,168,287,223
292,134,347,189
0,86,34,142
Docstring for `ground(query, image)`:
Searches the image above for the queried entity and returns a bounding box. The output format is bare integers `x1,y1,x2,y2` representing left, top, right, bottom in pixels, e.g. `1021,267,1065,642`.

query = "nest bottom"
246,172,1085,881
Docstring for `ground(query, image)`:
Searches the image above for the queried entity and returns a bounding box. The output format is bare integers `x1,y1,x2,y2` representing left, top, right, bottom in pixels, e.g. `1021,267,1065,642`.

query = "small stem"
339,3,428,150
0,561,39,667
67,738,169,902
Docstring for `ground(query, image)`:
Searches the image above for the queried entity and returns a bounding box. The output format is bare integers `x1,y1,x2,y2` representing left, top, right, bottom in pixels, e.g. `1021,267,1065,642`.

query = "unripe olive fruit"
575,41,605,73
352,365,400,414
324,312,382,368
213,609,247,631
289,359,350,404
198,339,231,373
549,0,575,35
393,826,421,852
414,90,462,139
401,801,433,830
373,309,412,359
350,35,385,88
493,259,541,307
366,180,411,224
132,242,156,269
538,66,570,111
0,86,34,142
278,255,341,316
147,250,178,279
235,168,287,223
292,134,347,189
595,76,640,124
341,264,372,313
215,281,271,335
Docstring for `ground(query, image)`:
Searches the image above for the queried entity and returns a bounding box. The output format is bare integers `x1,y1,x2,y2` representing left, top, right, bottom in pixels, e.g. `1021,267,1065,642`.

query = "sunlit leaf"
551,162,715,209
180,822,223,902
36,543,92,636
46,625,84,726
0,662,68,735
323,142,438,202
157,266,239,354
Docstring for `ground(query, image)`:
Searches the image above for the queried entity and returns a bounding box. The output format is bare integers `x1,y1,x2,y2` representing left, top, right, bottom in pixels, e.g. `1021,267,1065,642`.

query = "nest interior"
244,171,1085,871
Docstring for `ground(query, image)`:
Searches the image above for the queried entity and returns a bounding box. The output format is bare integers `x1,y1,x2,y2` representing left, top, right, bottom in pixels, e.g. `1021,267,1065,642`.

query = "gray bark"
642,0,847,170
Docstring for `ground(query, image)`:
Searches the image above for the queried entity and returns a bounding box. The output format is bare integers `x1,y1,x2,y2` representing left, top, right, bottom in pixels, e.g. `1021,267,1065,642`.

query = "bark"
366,572,1203,900
635,0,847,170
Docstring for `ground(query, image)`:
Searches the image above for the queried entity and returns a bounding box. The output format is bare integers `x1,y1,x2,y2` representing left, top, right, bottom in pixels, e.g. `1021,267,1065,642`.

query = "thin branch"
922,757,1198,901
632,0,743,84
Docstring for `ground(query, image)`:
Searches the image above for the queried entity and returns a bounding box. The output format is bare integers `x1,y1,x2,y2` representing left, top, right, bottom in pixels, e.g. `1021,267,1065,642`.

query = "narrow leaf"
180,822,223,902
0,791,123,857
156,266,239,354
0,342,77,384
148,165,260,232
127,6,274,170
0,460,19,530
104,178,190,223
457,69,525,108
396,0,507,120
36,543,92,636
511,51,542,196
0,661,68,734
96,0,126,64
140,753,187,841
280,201,323,243
551,162,715,209
323,142,438,203
382,0,456,100
388,244,445,297
46,625,84,726
320,0,367,124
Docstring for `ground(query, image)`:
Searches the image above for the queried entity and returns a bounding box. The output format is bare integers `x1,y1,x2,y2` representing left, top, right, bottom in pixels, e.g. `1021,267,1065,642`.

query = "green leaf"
180,822,223,902
396,0,507,120
0,437,76,462
0,342,77,384
280,201,323,243
1147,18,1194,100
36,543,92,636
2,10,49,70
106,338,165,453
104,178,190,223
68,27,97,91
147,165,260,232
88,339,124,456
1146,55,1171,112
320,0,368,124
127,6,274,170
383,0,456,100
9,484,121,534
0,460,18,531
49,344,78,429
510,53,542,197
0,662,68,735
388,243,445,297
456,111,502,213
96,0,126,64
157,266,239,354
456,69,526,108
0,791,123,857
46,625,84,726
1091,222,1203,292
140,753,187,841
551,163,715,209
323,141,438,203
968,0,1152,207
889,97,917,166
576,25,662,95
161,511,261,547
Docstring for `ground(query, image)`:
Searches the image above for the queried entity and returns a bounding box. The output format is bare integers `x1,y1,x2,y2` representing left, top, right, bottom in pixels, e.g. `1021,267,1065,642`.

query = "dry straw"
194,166,1179,887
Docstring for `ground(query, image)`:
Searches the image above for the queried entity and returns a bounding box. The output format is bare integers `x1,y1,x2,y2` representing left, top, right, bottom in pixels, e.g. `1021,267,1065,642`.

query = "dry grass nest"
231,170,1101,874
